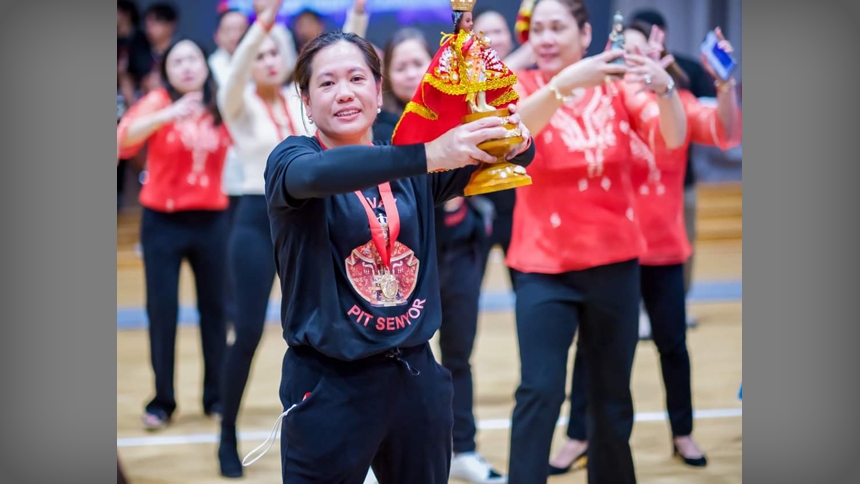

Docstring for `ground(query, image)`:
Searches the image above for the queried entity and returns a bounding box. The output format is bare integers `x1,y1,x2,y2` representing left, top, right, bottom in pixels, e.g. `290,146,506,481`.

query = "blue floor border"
116,279,741,330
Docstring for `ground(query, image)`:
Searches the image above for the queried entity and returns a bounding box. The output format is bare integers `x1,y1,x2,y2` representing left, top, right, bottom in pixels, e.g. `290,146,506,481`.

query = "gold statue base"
462,108,532,197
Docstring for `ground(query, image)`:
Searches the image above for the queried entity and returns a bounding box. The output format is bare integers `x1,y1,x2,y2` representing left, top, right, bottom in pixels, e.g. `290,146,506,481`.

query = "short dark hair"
117,0,140,27
631,9,667,31
293,31,382,97
145,3,178,23
295,8,323,23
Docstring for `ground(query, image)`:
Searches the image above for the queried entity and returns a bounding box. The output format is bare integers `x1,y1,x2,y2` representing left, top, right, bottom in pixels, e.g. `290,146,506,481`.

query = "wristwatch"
658,77,676,98
715,77,737,93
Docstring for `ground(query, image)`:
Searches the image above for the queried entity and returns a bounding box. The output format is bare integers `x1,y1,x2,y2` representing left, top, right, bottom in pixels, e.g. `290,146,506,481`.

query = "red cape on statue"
391,29,520,146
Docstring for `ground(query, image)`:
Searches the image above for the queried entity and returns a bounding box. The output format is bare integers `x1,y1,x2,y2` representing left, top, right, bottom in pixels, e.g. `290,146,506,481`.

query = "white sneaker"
450,452,507,483
364,468,378,484
686,314,699,329
638,309,652,340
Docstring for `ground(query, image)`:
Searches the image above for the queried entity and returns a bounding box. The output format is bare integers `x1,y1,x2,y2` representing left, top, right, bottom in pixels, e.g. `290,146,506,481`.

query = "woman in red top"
504,1,688,483
552,24,742,472
117,38,231,430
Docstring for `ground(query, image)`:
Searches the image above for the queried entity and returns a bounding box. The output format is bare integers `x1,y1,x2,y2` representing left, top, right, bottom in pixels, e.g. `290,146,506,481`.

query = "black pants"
279,343,454,483
140,208,228,417
117,159,128,211
224,195,242,324
438,240,483,453
221,195,277,430
508,259,640,484
566,263,693,439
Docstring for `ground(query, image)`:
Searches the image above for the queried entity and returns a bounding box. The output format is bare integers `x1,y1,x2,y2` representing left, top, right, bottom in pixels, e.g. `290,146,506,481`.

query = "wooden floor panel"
117,242,741,483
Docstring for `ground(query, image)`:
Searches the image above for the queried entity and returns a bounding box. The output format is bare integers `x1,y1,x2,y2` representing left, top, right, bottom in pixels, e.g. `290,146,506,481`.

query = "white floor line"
117,407,741,448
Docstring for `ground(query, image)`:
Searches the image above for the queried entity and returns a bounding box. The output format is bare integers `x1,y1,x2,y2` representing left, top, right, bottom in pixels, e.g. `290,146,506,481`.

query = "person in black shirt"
252,30,534,483
117,0,153,106
141,3,179,94
117,0,153,211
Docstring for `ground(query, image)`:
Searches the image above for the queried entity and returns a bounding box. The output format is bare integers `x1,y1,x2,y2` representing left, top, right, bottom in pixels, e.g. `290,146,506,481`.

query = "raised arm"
343,0,369,37
265,138,428,209
682,91,742,150
218,0,283,121
700,27,741,142
271,24,298,80
266,116,511,209
623,53,686,149
517,50,627,135
710,80,741,143
218,22,268,121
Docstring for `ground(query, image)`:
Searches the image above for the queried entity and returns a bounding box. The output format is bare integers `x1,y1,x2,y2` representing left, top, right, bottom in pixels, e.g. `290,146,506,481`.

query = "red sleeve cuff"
257,18,275,33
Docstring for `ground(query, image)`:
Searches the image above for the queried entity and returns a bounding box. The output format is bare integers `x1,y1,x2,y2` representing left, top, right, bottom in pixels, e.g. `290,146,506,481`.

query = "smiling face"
529,0,592,77
303,40,382,145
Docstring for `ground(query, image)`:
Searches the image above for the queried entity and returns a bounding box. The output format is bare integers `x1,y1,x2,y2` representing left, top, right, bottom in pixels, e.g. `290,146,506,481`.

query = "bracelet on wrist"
257,17,275,32
658,77,676,98
715,77,737,93
548,77,575,103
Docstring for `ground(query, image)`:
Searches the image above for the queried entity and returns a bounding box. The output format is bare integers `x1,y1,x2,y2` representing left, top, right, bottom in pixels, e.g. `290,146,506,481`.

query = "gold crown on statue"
450,0,476,12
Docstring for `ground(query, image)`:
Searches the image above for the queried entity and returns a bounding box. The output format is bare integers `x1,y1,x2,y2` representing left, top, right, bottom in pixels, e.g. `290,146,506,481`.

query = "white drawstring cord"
242,350,416,467
241,403,297,467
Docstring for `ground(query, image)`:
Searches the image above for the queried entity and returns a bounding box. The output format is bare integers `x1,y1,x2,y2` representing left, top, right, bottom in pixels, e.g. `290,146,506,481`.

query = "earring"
308,118,314,125
377,107,382,114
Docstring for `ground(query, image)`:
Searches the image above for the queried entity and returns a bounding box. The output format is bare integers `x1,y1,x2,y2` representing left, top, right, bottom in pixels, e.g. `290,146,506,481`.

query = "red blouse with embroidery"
629,89,742,265
507,70,658,273
116,88,231,213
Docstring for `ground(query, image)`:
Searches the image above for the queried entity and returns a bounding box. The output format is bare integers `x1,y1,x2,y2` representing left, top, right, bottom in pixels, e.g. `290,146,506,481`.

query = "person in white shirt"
214,0,368,477
210,8,299,210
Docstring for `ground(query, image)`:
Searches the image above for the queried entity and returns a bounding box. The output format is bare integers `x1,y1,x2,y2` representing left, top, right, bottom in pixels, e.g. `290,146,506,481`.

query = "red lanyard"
316,134,400,269
355,183,400,269
259,92,296,140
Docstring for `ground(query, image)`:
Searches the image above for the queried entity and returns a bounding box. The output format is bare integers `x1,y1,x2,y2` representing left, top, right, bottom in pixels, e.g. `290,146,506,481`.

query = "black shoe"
548,449,587,476
673,444,707,467
219,429,243,478
141,409,171,431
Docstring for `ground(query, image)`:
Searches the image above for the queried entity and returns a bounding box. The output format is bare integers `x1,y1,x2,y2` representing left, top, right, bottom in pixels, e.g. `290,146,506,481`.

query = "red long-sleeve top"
629,89,742,265
507,70,651,273
117,88,231,212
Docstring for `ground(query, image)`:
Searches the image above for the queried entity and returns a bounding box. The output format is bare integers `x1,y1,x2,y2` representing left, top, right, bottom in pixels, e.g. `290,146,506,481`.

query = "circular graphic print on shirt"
345,240,419,308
